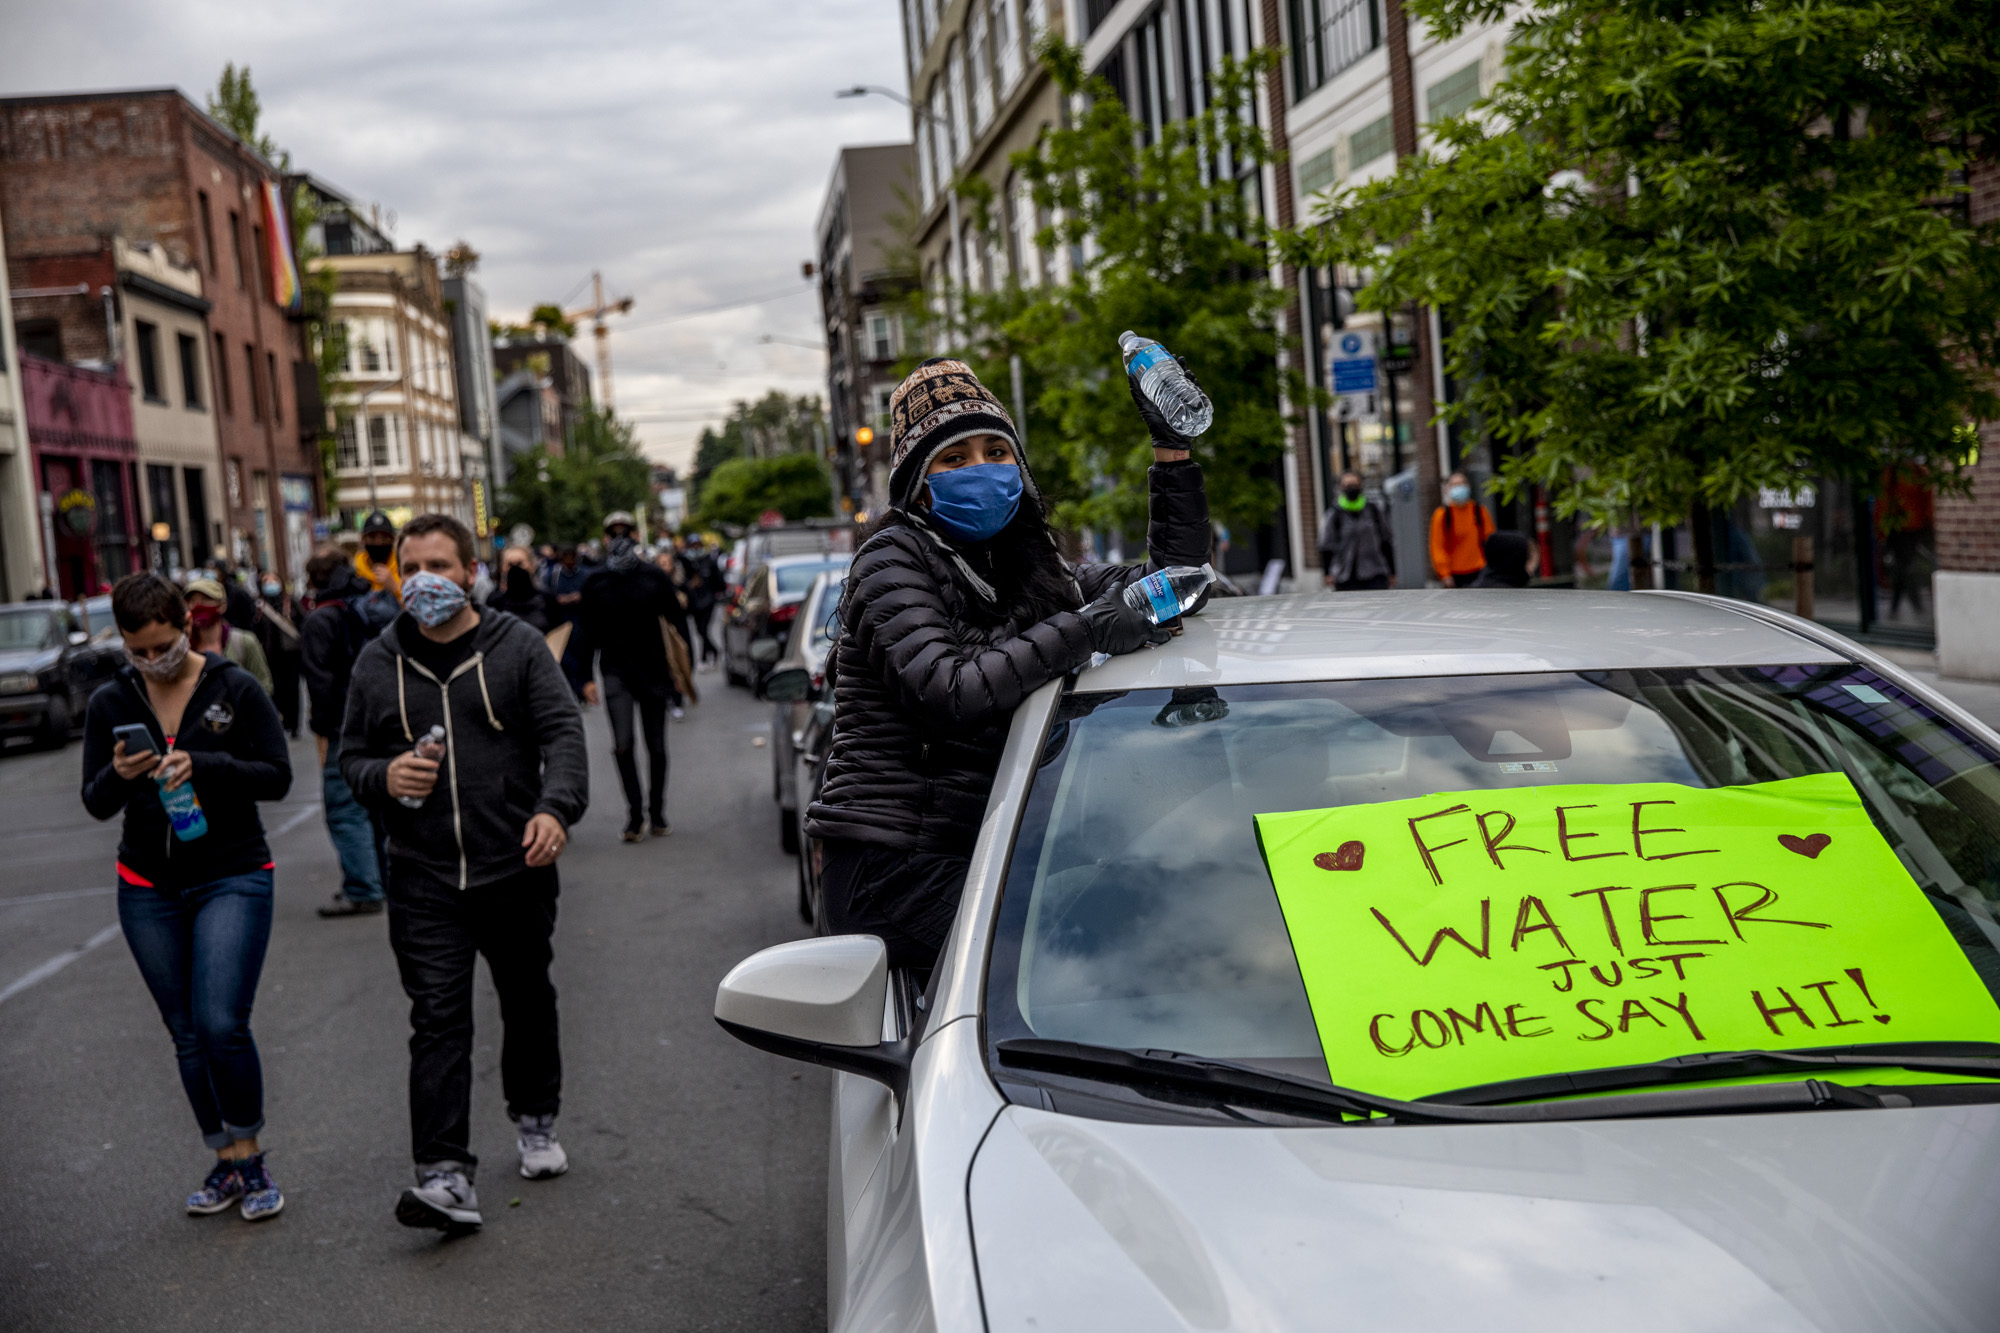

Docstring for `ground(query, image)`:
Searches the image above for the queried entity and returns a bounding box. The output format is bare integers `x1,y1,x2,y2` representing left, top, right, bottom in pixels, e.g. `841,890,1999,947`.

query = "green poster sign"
1255,772,2000,1102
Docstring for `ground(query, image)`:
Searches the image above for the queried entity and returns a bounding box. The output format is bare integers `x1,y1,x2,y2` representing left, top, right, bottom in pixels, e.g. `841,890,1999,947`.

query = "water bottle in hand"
1119,331,1214,438
400,725,446,808
157,763,207,841
1124,564,1216,625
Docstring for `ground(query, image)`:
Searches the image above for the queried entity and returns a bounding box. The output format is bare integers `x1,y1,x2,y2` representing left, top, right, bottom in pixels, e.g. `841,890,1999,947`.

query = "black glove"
1079,592,1173,657
1126,354,1199,451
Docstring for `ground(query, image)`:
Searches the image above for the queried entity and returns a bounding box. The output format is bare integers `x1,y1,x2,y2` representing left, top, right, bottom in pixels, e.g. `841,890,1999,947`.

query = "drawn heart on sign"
1314,841,1366,872
1778,833,1832,859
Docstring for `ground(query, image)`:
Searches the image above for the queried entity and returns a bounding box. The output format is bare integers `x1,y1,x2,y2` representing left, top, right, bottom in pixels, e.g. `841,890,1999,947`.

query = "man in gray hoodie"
340,513,588,1233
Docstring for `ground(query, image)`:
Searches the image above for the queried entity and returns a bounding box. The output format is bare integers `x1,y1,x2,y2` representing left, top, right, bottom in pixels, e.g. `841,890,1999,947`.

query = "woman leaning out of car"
804,357,1211,974
80,572,293,1222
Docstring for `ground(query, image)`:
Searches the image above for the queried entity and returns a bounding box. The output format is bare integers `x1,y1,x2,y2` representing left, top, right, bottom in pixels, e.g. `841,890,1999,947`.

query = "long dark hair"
865,491,1082,627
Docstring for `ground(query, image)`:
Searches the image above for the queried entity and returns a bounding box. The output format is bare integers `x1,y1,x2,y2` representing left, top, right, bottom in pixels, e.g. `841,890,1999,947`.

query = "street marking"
268,802,322,838
0,923,123,1007
0,887,116,909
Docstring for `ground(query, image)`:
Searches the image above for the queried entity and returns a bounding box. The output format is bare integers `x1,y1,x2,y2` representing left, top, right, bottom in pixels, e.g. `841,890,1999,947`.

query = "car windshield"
775,559,846,596
987,666,2000,1113
0,608,55,651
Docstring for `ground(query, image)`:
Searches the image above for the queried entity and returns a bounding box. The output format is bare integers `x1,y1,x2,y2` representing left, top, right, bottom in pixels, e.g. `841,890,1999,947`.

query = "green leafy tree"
942,40,1293,537
689,391,827,505
1303,0,2000,586
696,454,834,529
497,406,651,541
207,63,286,167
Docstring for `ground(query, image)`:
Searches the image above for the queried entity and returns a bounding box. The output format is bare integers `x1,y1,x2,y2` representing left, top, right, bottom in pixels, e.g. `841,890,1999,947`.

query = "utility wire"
616,284,814,335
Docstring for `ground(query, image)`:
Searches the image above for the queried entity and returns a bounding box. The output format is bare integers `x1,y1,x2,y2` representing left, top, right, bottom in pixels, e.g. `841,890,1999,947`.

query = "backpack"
351,587,400,639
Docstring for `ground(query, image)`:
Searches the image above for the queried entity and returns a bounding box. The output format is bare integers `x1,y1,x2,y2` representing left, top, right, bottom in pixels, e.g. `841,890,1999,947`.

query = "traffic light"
855,426,875,447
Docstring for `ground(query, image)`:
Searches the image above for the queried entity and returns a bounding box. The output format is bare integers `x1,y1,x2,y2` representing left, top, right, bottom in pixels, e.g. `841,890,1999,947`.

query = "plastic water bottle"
157,765,208,841
1119,331,1214,438
1124,564,1216,625
400,725,446,808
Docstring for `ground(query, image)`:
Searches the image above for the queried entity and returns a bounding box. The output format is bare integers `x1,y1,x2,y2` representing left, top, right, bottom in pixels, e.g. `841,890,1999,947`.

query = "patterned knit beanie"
887,358,1035,510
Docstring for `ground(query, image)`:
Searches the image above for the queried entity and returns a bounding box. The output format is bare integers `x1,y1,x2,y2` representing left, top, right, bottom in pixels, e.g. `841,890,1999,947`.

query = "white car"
717,590,2000,1331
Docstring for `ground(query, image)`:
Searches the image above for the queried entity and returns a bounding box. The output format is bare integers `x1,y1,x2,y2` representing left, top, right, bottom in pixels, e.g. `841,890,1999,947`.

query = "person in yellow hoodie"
354,510,402,601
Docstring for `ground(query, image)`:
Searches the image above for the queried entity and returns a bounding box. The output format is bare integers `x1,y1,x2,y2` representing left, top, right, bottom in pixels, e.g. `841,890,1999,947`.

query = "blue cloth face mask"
1447,483,1473,505
402,570,469,629
925,462,1023,541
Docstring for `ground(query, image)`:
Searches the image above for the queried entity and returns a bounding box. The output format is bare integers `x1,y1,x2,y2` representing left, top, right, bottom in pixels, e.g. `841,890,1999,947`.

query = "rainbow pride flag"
261,179,303,313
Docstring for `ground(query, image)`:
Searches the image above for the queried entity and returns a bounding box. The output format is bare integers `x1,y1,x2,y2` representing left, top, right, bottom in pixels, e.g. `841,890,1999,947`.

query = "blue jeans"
323,736,384,903
118,867,274,1149
1608,535,1633,592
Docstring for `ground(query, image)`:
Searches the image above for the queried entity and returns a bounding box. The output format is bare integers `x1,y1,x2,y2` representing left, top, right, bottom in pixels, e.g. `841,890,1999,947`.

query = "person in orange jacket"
1429,472,1495,587
352,509,402,601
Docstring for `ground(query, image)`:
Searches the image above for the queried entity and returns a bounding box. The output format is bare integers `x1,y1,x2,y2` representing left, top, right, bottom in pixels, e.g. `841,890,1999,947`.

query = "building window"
871,383,894,434
928,82,953,190
267,352,283,425
868,313,892,361
1289,0,1383,101
369,416,391,469
183,467,211,561
1083,0,1120,36
17,318,61,362
969,4,994,135
228,210,246,290
945,40,968,164
995,0,1023,92
244,344,262,421
1298,146,1338,196
252,223,271,302
335,418,362,469
213,332,233,414
1426,59,1483,123
134,320,164,401
146,463,181,566
1349,112,1394,170
198,191,218,274
177,332,203,408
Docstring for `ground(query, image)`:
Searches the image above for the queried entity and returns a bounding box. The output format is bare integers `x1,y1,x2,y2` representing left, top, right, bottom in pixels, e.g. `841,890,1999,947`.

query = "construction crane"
563,272,634,413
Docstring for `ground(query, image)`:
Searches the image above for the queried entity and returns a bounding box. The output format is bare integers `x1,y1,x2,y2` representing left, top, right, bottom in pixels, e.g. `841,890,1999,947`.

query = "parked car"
0,600,124,749
717,589,2000,1330
759,570,844,858
722,553,850,689
726,522,856,600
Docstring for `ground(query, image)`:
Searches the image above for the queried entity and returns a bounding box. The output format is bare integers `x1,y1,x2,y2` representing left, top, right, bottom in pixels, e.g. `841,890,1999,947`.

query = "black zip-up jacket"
300,565,376,740
806,459,1209,854
81,654,293,889
574,563,685,688
339,608,589,889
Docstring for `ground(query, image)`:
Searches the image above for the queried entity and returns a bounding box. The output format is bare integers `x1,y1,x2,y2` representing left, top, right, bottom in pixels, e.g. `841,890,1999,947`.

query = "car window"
84,596,116,641
810,578,846,648
0,608,56,651
986,666,2000,1110
774,559,847,596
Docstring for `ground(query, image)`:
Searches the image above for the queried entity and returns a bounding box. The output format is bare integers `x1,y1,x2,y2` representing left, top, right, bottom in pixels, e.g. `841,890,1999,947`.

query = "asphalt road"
0,670,826,1331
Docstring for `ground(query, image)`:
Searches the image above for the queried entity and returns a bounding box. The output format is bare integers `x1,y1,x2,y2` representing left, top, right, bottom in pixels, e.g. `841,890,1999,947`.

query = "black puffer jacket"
807,459,1209,854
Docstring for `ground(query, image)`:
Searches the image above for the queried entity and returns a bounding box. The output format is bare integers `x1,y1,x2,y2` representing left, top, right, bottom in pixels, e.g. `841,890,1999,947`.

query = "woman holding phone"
80,573,293,1221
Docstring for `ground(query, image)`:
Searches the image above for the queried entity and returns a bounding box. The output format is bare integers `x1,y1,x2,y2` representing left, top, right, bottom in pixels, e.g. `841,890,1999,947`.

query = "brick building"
0,90,323,585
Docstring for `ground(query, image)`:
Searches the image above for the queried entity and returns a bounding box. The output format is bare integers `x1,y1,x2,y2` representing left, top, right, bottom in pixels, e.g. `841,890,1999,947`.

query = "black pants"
819,839,969,971
603,671,669,827
1335,573,1391,592
387,862,560,1173
690,607,718,663
270,650,301,734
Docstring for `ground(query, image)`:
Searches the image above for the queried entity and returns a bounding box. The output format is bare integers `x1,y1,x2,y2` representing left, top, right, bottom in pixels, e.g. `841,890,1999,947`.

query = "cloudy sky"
0,0,915,471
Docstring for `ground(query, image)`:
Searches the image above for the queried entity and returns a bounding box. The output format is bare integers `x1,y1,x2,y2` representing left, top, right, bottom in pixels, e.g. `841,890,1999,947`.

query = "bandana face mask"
605,536,641,572
402,570,469,629
128,633,191,681
925,462,1024,542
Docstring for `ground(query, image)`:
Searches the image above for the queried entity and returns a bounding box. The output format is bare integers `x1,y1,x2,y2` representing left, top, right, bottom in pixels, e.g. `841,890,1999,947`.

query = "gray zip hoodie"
340,607,588,889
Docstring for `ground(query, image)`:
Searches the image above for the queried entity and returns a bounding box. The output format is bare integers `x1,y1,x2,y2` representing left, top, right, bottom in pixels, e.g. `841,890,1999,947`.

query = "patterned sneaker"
186,1159,242,1216
236,1153,284,1221
397,1167,481,1230
517,1114,568,1180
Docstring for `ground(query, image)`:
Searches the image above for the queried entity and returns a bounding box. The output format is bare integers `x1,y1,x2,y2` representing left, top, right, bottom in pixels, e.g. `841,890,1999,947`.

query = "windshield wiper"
1424,1042,2000,1107
994,1039,1906,1125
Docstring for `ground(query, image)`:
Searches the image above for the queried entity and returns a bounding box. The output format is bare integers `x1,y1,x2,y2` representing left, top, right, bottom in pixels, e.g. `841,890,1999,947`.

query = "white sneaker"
670,705,686,720
517,1114,568,1179
397,1165,481,1230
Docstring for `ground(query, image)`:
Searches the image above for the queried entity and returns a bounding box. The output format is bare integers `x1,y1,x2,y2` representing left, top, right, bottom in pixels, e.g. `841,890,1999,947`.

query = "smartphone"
113,723,157,757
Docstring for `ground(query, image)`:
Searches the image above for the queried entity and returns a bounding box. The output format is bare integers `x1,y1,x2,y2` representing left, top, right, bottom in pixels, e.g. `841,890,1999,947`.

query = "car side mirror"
714,935,912,1098
760,666,812,702
67,630,89,647
748,637,781,664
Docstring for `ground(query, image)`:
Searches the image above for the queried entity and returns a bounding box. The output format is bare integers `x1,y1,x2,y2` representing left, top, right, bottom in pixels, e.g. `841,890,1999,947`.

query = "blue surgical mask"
925,463,1023,542
1447,483,1473,505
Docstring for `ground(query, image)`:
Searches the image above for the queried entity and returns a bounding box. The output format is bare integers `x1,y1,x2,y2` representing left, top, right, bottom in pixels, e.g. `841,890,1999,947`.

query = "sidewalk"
1874,646,2000,733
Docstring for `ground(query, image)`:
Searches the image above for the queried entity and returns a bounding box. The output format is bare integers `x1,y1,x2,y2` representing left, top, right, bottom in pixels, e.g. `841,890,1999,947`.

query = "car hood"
0,646,56,675
968,1102,2000,1332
